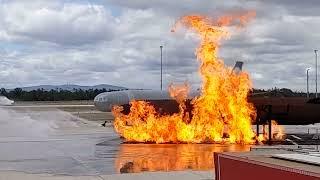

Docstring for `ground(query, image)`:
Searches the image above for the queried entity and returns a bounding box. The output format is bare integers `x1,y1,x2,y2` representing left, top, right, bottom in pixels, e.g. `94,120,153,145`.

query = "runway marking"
291,135,302,140
285,138,298,145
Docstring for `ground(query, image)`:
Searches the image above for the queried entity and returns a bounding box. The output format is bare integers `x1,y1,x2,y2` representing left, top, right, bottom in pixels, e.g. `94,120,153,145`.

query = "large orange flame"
113,12,258,144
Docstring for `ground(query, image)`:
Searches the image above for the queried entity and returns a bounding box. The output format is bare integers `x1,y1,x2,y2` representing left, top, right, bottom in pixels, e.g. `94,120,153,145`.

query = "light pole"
160,45,163,91
315,50,318,98
307,68,310,98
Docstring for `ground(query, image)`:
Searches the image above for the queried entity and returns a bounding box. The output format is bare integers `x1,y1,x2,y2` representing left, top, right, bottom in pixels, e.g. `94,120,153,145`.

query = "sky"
0,0,319,91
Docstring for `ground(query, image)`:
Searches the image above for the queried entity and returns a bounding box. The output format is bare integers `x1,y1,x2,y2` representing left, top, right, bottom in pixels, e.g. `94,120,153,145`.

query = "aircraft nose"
94,94,109,112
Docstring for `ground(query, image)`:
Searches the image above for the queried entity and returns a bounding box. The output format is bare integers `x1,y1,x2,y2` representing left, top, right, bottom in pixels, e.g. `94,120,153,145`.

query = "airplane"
94,62,320,125
94,61,244,112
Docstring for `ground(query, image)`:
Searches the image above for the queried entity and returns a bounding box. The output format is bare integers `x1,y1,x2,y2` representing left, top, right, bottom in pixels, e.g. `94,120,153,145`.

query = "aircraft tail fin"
232,61,243,74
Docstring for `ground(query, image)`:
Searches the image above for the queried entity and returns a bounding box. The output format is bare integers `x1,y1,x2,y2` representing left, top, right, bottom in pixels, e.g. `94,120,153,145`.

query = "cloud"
0,0,318,92
0,1,115,45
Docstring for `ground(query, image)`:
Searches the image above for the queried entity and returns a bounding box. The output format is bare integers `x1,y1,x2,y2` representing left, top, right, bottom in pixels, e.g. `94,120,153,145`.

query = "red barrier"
214,153,320,180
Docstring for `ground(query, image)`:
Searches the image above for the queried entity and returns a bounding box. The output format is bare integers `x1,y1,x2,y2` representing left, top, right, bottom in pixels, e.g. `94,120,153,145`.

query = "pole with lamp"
307,67,311,98
315,50,318,98
160,45,163,91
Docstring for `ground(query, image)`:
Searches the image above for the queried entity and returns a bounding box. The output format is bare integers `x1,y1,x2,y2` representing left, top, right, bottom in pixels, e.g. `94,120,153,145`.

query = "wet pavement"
0,107,115,175
0,131,117,175
0,107,319,176
99,141,251,174
0,108,252,175
0,128,251,175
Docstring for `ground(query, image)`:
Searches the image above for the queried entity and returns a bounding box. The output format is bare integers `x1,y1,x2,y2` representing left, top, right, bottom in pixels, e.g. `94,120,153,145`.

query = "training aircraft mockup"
94,62,320,125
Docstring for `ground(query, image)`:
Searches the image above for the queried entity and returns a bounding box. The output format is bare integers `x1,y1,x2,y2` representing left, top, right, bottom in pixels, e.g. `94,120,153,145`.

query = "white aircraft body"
94,62,243,112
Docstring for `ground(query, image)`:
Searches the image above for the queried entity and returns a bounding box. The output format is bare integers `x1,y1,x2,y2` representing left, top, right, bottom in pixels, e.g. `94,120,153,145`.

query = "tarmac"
0,104,214,179
0,102,319,179
0,170,213,180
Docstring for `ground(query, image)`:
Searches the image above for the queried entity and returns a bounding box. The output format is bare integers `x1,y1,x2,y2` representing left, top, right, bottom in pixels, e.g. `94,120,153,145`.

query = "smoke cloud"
0,108,80,138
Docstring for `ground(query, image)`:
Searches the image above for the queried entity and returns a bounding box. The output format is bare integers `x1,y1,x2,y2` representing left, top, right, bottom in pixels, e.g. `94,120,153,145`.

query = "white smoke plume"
0,96,14,106
0,108,80,139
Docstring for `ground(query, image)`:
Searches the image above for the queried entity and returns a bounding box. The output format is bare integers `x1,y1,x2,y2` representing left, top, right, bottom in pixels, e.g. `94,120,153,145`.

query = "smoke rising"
0,96,14,106
0,108,80,138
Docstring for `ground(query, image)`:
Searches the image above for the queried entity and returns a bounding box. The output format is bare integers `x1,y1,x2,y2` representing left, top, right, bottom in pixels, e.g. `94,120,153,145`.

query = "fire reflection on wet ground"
113,143,251,173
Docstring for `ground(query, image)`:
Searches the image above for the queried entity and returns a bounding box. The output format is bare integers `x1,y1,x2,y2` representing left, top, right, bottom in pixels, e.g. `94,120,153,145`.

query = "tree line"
252,87,307,97
0,88,122,101
0,87,309,101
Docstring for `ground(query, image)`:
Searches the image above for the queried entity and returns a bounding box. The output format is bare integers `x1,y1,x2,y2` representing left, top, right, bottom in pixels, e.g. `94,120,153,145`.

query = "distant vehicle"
0,96,14,106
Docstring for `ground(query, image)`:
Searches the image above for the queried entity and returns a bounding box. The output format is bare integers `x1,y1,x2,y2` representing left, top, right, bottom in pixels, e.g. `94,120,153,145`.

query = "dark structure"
251,97,320,125
153,97,320,126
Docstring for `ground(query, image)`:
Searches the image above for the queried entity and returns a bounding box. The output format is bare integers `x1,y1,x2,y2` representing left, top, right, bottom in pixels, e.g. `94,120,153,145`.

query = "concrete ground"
0,101,214,179
4,100,112,123
5,101,319,179
0,170,213,180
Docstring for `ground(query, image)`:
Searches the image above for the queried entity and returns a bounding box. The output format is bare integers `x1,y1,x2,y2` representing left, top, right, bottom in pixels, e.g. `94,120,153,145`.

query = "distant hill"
12,84,127,92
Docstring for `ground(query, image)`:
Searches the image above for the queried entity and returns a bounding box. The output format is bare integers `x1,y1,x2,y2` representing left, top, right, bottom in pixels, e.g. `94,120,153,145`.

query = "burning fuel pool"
97,139,251,174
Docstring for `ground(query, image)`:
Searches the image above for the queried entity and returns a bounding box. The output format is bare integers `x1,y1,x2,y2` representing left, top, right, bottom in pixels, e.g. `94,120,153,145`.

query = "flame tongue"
113,12,257,144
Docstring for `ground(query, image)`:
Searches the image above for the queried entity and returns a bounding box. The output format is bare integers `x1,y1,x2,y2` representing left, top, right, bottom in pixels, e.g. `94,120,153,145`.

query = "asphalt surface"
0,106,250,176
0,104,319,176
